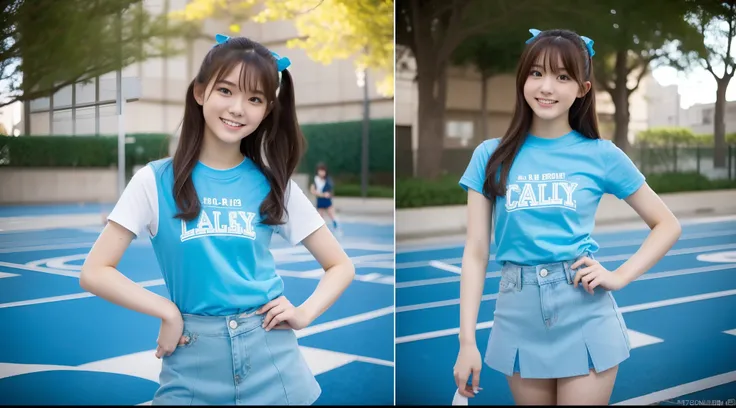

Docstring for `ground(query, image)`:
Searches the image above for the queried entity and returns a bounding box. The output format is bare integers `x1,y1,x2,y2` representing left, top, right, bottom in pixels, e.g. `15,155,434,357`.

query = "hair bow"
525,28,595,58
213,34,291,71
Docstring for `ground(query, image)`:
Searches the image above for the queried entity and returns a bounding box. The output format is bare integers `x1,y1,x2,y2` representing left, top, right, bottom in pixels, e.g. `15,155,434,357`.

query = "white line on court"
26,253,87,270
0,278,392,343
398,265,736,313
0,261,81,278
295,306,394,339
428,260,462,274
277,268,394,285
396,217,736,253
0,279,164,309
398,242,736,281
394,288,736,344
396,241,736,270
0,242,96,253
396,262,736,289
613,370,736,405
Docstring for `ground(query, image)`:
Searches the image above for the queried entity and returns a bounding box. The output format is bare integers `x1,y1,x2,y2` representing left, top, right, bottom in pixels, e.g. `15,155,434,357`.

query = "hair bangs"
206,49,279,102
523,35,588,87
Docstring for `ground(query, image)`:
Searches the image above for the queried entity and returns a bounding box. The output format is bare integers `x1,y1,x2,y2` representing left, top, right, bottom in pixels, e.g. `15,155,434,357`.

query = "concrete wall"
0,168,312,205
0,168,119,204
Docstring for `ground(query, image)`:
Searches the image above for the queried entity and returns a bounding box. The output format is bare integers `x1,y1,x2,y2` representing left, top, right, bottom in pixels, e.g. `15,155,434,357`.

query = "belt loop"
516,265,522,291
563,261,572,284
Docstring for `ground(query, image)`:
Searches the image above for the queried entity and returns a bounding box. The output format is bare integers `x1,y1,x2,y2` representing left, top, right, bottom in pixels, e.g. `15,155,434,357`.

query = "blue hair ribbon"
525,28,595,58
213,34,291,71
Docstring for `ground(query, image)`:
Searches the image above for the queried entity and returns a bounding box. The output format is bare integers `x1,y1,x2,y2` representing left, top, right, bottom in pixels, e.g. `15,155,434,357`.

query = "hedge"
0,133,169,169
0,118,394,184
636,127,736,146
396,172,736,208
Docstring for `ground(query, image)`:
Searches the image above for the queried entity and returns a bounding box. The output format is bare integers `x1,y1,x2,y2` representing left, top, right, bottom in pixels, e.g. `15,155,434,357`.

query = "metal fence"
632,144,736,180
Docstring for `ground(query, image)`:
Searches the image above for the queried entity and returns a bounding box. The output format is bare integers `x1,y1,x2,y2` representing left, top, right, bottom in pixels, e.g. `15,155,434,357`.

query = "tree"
397,0,550,179
452,32,523,142
171,0,394,96
567,0,698,153
685,0,736,169
1,0,194,108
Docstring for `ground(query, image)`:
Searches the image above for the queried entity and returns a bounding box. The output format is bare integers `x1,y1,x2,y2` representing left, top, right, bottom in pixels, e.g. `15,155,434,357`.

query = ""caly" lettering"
505,181,578,211
180,210,256,241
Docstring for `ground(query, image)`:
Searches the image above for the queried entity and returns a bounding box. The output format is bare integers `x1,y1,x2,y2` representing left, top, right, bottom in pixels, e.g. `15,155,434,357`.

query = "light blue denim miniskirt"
152,309,321,405
484,253,631,379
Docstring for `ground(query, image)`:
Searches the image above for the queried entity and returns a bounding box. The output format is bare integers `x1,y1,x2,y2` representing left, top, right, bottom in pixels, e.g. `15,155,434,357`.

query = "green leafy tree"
1,0,193,108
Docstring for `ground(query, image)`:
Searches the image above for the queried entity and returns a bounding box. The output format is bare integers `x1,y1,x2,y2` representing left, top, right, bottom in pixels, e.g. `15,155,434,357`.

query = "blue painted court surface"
395,217,736,405
0,205,394,405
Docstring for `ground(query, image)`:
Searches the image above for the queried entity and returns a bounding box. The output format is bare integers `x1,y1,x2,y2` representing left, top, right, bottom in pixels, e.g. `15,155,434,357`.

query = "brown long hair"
172,36,304,226
482,29,600,201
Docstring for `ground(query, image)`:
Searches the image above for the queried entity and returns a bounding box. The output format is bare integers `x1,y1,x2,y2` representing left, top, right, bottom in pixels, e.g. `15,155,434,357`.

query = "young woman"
309,162,340,234
452,28,682,405
80,34,355,405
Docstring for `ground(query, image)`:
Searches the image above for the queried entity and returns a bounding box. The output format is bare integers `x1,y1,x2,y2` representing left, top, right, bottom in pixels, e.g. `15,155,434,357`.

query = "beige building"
20,0,393,138
645,80,736,135
395,46,652,176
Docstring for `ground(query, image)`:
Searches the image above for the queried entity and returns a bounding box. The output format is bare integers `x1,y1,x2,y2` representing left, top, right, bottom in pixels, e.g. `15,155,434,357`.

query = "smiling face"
194,62,271,146
523,51,590,124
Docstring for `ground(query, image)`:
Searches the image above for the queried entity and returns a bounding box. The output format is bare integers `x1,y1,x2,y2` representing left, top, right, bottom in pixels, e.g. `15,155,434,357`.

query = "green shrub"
396,172,736,208
636,127,736,146
396,175,468,208
645,172,736,194
334,183,394,198
0,118,394,186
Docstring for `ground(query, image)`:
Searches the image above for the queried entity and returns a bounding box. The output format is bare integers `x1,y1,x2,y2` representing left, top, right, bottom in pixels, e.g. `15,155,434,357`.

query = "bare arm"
79,221,179,321
309,184,322,197
615,183,682,284
296,224,355,323
458,189,492,346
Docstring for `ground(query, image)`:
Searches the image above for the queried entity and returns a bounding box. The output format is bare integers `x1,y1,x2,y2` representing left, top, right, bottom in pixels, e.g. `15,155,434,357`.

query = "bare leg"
507,373,557,405
327,207,339,226
556,366,618,405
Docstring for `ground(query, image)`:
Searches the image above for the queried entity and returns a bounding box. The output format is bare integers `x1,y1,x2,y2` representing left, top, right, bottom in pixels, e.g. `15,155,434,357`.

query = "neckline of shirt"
524,130,585,149
193,155,253,180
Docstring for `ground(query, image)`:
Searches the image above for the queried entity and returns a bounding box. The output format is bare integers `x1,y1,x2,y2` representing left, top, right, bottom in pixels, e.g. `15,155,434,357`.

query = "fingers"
588,274,603,291
263,304,286,330
265,309,290,331
471,367,481,393
257,296,284,315
178,335,189,346
155,344,176,359
571,256,594,270
453,369,471,398
572,265,594,288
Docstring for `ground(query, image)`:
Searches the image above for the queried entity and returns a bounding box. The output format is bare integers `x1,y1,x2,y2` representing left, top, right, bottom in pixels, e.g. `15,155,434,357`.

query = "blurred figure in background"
310,162,341,236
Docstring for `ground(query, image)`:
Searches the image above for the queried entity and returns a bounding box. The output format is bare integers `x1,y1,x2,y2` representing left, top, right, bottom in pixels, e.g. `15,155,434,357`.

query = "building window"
445,120,474,147
702,108,712,125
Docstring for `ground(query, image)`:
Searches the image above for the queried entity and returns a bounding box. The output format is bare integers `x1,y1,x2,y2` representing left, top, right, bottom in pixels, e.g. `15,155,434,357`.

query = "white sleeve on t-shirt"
106,165,159,238
276,179,326,245
107,167,322,245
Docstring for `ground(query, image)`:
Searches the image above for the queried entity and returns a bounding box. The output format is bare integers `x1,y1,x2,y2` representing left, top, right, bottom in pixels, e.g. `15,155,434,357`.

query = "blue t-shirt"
107,156,325,316
459,130,645,266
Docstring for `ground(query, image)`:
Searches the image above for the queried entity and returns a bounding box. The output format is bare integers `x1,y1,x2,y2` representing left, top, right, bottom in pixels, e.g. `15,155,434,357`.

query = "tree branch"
725,1,736,77
628,57,653,95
